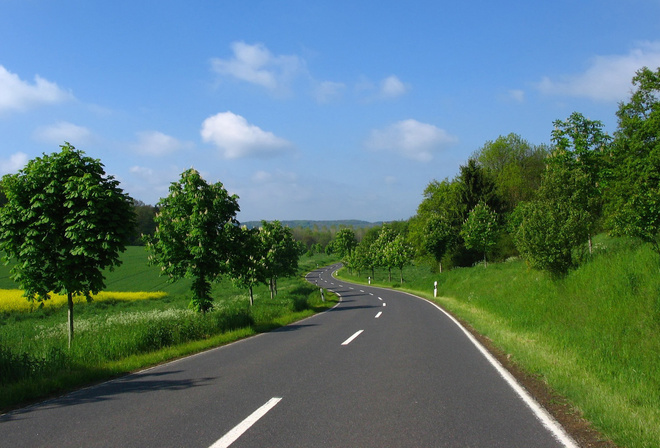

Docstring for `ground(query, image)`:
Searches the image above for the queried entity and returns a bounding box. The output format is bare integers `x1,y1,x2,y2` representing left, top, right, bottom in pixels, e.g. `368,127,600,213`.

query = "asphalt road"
1,264,578,447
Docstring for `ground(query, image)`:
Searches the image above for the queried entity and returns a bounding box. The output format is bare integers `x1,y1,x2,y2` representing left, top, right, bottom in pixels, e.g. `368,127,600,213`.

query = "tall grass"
339,236,660,448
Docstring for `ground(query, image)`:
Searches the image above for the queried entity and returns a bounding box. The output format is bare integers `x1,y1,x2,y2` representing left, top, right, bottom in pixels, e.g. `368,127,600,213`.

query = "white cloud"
380,75,409,98
314,81,346,103
365,119,458,162
129,165,155,178
355,75,410,101
251,169,297,184
238,169,311,219
211,41,305,95
508,89,525,103
201,111,292,159
126,165,178,205
536,41,660,102
131,131,192,156
0,152,29,174
0,65,73,112
33,121,92,145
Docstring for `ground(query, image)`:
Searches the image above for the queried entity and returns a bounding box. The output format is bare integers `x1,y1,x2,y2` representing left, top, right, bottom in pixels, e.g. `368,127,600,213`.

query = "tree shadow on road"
0,369,215,422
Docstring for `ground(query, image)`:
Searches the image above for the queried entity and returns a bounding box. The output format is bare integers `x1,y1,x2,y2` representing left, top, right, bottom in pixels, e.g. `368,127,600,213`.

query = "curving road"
1,264,578,447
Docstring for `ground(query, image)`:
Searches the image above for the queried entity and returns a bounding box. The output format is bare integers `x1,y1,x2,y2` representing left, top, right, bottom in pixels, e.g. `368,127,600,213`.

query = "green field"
0,250,339,411
0,246,193,294
338,235,660,448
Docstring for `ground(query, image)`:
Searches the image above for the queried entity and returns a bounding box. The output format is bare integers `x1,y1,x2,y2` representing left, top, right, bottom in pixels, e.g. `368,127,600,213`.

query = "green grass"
0,251,339,412
338,235,660,448
0,246,193,294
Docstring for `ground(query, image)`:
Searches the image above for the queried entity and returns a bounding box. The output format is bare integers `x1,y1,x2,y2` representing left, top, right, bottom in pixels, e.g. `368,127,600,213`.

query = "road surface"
0,263,577,447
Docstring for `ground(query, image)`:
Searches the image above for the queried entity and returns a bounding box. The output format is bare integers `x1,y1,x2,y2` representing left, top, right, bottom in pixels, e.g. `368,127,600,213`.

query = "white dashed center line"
341,330,364,346
210,397,282,448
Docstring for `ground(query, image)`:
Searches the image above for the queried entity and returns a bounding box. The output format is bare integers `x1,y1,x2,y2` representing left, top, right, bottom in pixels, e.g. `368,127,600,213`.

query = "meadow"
0,250,338,411
338,235,660,448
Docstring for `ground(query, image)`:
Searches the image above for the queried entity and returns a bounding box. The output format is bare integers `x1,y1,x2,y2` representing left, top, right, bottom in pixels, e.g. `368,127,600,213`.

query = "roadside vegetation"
0,252,337,412
336,235,660,448
328,67,660,448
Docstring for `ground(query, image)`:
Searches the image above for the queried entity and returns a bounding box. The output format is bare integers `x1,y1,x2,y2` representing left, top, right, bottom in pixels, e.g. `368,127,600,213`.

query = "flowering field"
0,290,168,313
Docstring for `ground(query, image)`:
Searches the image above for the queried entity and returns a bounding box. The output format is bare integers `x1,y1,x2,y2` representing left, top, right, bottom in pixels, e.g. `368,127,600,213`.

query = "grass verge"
337,236,659,448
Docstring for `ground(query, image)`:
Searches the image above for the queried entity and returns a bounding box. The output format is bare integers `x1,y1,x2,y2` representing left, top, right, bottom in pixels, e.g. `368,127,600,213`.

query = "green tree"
551,112,611,253
457,158,502,218
258,220,299,299
231,226,265,306
384,234,415,283
423,213,455,273
333,228,358,259
146,168,239,312
417,178,465,226
473,133,548,212
606,66,660,252
0,143,135,347
460,202,498,267
510,198,589,276
0,180,7,207
373,226,398,281
129,199,157,245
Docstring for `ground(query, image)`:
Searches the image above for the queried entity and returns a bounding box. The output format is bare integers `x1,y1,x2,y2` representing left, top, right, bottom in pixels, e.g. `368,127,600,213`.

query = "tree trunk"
588,234,593,255
371,267,375,281
269,278,274,300
249,285,254,306
484,253,488,268
67,291,74,349
439,261,442,274
388,267,392,282
399,267,403,284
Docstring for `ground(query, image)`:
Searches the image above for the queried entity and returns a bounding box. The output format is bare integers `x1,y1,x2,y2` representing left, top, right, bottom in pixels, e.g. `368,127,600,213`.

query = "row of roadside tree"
330,66,660,280
0,152,299,347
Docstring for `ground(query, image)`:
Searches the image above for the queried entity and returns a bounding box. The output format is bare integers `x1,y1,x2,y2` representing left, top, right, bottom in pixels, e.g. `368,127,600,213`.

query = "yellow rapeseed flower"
0,290,168,313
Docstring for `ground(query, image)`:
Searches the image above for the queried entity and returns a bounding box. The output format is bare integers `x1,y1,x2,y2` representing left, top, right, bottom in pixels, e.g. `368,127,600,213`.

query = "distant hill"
242,220,382,230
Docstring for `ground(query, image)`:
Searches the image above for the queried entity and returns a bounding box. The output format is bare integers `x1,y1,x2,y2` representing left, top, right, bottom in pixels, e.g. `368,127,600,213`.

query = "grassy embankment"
0,248,338,412
337,235,660,448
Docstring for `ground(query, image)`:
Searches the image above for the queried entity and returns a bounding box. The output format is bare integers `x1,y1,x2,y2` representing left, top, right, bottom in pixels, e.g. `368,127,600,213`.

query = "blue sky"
1,0,659,222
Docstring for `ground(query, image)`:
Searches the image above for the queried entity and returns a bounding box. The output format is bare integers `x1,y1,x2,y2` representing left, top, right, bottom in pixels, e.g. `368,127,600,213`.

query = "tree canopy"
0,143,135,346
145,168,240,312
606,66,660,252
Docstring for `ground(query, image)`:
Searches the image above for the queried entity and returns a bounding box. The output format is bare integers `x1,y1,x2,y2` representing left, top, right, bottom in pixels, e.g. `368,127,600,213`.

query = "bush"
510,200,589,276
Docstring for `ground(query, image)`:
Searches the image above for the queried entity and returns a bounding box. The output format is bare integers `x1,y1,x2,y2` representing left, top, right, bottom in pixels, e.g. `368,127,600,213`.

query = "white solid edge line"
421,298,579,448
341,330,364,346
210,397,282,448
329,267,578,448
